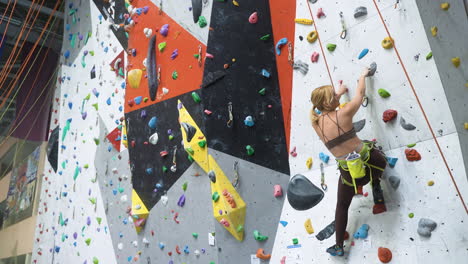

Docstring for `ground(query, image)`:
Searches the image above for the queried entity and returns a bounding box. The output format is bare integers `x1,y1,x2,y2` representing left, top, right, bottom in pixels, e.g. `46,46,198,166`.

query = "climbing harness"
339,12,347,39
337,141,385,194
320,162,327,191
227,102,234,128
171,146,177,172
288,42,294,66
232,161,239,188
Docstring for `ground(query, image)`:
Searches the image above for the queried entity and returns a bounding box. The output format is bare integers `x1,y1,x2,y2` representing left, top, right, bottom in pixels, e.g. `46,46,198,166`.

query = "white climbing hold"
143,58,147,67
144,28,153,38
161,195,168,206
117,242,123,250
132,240,138,247
120,195,128,202
142,237,150,245
417,218,437,237
162,87,169,95
149,133,159,145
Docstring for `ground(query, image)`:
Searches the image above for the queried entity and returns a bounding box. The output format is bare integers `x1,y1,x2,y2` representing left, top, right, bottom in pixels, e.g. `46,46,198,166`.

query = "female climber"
309,67,387,257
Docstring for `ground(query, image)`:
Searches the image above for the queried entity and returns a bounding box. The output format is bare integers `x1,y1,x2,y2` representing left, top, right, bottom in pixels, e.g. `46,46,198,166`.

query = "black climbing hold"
367,62,377,76
181,122,197,142
400,117,416,131
293,60,309,75
201,71,226,88
208,170,216,183
147,35,158,101
192,0,202,23
46,126,60,172
287,174,324,211
354,6,368,18
299,36,303,41
353,119,366,132
388,176,400,190
316,221,335,241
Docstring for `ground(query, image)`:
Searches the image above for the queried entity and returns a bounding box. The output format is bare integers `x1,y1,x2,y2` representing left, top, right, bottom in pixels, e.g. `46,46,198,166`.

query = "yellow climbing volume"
295,18,314,25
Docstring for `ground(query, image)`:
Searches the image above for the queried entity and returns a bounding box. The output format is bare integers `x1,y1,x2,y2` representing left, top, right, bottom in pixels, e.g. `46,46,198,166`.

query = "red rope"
371,0,468,214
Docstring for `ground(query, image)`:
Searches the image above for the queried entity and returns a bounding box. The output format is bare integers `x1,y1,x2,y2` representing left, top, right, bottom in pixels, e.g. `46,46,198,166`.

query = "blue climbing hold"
319,152,330,164
358,48,369,59
104,47,109,53
106,98,111,105
353,224,369,239
146,168,153,174
244,116,255,127
159,242,165,249
119,106,123,112
386,156,398,168
134,96,142,105
275,37,288,55
148,116,157,129
64,50,70,59
68,102,73,109
65,24,70,31
279,220,288,227
261,69,271,78
121,82,126,89
112,189,117,195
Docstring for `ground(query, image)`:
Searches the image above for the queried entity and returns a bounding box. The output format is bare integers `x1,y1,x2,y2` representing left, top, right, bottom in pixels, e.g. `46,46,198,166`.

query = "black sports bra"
319,111,357,149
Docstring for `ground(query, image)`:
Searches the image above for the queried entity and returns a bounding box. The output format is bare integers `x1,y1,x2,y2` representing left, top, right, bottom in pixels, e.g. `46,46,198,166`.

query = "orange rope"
371,0,468,214
0,0,56,110
0,0,12,27
0,0,40,100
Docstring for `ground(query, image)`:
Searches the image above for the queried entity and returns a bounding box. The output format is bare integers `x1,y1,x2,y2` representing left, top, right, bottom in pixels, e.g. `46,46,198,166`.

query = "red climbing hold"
344,231,349,240
405,149,421,161
378,247,393,263
373,204,387,215
382,109,397,123
317,8,326,18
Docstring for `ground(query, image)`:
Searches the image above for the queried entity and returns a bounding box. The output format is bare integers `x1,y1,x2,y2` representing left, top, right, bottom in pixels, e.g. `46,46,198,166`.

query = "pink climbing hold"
206,53,214,59
273,185,283,197
311,52,320,63
204,109,213,115
290,146,297,157
317,8,326,18
249,12,258,24
280,256,286,264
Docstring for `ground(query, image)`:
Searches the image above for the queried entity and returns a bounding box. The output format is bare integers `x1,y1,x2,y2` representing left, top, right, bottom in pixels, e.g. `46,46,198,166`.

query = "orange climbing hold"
256,248,271,260
405,149,421,161
378,247,392,263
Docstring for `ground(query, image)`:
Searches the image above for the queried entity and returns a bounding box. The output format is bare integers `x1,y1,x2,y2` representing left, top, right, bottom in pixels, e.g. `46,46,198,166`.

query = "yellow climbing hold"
306,157,313,169
440,3,450,10
427,180,435,186
464,123,468,130
307,31,318,43
304,218,314,234
295,18,314,25
128,69,143,89
452,57,460,68
131,189,149,233
431,26,438,37
381,37,394,49
232,0,239,6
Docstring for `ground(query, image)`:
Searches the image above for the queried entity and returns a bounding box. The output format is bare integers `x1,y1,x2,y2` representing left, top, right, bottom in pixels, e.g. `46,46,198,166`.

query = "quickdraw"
227,102,234,128
320,162,327,191
339,12,347,39
171,146,177,172
362,96,369,107
198,44,203,67
232,161,239,188
288,42,294,66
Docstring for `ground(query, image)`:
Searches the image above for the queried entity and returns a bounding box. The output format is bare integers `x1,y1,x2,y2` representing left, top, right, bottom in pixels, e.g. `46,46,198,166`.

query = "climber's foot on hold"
372,184,387,214
326,244,344,257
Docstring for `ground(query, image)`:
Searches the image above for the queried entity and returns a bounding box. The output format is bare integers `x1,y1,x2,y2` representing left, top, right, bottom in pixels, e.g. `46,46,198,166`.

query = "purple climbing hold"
92,88,99,97
73,232,78,239
178,102,183,109
87,216,91,225
171,49,179,60
81,112,87,120
143,6,149,14
141,110,147,119
177,194,186,207
160,24,169,37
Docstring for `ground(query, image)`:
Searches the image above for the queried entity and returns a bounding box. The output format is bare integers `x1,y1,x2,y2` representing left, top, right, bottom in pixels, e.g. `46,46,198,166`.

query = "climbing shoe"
326,244,344,257
372,183,387,214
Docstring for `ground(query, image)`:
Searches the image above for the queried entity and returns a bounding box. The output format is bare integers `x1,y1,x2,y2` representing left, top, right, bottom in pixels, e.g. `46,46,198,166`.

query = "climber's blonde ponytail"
310,85,335,124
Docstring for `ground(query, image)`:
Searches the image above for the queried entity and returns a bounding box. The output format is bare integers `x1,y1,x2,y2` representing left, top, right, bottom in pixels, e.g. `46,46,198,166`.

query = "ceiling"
0,0,64,138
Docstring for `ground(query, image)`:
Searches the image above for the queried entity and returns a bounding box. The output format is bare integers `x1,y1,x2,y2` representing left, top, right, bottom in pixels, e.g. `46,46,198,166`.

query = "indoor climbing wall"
271,0,468,263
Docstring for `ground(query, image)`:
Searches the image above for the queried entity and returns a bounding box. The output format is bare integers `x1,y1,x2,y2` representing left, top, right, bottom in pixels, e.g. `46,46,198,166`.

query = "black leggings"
335,147,387,246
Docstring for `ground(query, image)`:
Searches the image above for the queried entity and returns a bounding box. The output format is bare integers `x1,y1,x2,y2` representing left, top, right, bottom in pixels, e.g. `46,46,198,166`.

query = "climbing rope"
371,0,468,214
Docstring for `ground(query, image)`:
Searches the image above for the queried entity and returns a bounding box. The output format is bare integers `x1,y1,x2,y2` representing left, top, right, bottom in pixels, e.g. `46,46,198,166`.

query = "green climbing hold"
260,34,271,40
94,138,100,145
118,68,124,76
326,43,337,51
194,54,200,59
162,166,168,172
408,213,414,218
85,238,91,246
169,135,174,140
186,147,195,155
198,16,207,28
258,88,266,95
253,230,269,241
246,145,255,156
84,93,91,100
198,140,207,148
158,42,167,52
426,51,433,60
93,257,99,264
62,161,66,169
191,92,201,103
292,238,299,244
378,88,391,98
84,164,89,169
92,103,98,111
96,217,102,225
182,182,188,191
89,198,96,204
188,155,194,162
172,71,178,80
192,232,198,238
143,97,149,102
73,166,80,181
236,225,244,233
118,187,124,193
407,143,416,148
212,192,220,202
